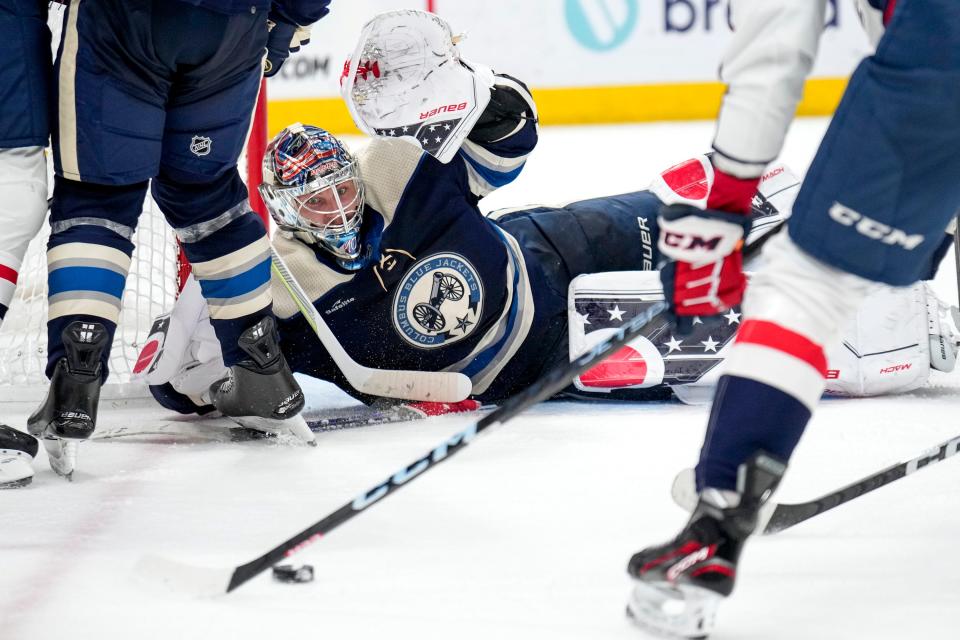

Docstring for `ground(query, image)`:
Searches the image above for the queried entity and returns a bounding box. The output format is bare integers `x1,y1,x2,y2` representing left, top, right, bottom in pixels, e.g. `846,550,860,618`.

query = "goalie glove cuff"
468,76,535,144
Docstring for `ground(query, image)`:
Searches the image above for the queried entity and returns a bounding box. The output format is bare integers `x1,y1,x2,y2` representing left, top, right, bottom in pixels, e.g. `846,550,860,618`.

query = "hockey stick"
95,401,487,441
136,226,783,596
762,433,960,534
270,250,472,402
135,298,667,596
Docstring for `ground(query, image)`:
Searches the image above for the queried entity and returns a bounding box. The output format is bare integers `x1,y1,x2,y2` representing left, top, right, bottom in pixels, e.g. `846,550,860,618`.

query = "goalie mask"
259,124,365,262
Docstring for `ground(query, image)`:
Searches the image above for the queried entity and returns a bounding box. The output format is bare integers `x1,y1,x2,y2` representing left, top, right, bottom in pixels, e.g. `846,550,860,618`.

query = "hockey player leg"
28,320,109,480
153,170,311,444
627,234,872,636
36,177,147,477
626,453,786,639
0,146,47,323
0,424,39,488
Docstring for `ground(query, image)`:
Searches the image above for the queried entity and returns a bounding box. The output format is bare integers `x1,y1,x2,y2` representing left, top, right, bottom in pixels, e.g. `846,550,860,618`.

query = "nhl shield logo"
190,135,212,157
392,253,484,349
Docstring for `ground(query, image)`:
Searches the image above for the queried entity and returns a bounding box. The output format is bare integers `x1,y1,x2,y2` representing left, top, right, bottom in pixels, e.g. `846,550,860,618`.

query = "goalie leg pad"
568,270,667,394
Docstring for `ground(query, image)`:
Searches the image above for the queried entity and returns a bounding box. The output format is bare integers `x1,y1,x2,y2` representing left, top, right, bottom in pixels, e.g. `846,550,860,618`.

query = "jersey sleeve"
457,73,539,198
269,0,331,26
711,0,828,177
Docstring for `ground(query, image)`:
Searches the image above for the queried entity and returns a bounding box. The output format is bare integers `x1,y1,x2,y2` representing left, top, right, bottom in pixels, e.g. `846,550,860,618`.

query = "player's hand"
655,165,759,328
264,20,311,78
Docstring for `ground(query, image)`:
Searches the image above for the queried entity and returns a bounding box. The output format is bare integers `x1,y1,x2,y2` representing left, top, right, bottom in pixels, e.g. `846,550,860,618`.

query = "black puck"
272,564,314,584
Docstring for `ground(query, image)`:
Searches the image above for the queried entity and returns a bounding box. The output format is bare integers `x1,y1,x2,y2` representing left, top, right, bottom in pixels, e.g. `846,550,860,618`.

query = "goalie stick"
95,401,486,441
136,225,784,596
270,250,473,403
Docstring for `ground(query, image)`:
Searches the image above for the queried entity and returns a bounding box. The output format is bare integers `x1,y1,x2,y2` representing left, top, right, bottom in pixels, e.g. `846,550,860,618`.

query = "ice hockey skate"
0,424,39,488
209,316,315,445
27,321,109,480
626,453,786,639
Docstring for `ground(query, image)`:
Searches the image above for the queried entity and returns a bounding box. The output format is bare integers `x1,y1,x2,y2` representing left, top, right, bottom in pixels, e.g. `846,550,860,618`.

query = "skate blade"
42,437,80,481
626,581,720,639
230,414,317,446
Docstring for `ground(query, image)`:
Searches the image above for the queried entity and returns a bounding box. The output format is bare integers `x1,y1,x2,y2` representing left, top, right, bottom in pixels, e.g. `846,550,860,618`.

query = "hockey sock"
154,170,273,367
695,375,810,492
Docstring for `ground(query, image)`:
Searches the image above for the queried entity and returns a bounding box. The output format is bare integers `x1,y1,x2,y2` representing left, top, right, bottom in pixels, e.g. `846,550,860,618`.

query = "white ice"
3,119,960,640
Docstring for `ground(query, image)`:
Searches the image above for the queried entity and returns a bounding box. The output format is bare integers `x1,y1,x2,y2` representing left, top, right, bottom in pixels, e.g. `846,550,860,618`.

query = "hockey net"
0,10,270,402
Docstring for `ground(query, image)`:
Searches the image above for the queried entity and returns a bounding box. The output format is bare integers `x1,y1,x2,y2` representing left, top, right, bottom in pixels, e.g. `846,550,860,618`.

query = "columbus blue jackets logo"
393,253,483,349
190,135,212,157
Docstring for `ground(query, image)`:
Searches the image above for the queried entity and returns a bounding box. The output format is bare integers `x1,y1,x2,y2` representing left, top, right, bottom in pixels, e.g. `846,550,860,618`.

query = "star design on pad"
700,336,719,352
724,309,742,325
401,125,410,133
607,305,625,322
692,316,704,325
429,125,437,132
575,311,591,326
444,123,451,130
454,315,474,333
435,136,442,143
665,336,683,353
387,129,396,136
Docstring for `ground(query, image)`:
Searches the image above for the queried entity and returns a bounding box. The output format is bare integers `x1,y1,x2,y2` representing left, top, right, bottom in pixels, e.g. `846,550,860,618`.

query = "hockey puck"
272,564,314,584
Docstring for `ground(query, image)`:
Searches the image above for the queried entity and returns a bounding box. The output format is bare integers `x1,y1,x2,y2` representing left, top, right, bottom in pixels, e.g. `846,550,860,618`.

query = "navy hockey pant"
46,0,272,377
788,0,960,286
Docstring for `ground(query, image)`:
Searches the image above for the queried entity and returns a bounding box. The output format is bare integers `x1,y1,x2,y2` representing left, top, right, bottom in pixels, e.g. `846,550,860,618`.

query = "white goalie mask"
259,124,365,262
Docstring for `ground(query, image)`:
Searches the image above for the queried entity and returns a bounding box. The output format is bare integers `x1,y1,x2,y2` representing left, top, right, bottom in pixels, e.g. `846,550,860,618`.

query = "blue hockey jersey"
174,0,330,25
273,78,542,400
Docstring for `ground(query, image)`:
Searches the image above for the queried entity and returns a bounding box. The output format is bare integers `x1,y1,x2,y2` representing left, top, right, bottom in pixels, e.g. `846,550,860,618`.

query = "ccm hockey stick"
673,434,960,533
135,297,668,596
762,433,960,534
270,250,472,402
136,227,783,596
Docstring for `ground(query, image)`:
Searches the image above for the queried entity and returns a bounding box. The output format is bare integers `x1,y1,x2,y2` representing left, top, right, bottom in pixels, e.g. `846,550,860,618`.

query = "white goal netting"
0,194,181,401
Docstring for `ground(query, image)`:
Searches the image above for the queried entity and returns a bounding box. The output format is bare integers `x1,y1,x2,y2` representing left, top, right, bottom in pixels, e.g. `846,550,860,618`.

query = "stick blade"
359,369,472,402
134,554,234,597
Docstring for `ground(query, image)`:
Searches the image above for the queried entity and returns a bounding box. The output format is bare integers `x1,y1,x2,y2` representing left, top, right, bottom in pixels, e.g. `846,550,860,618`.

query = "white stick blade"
359,370,472,402
134,554,233,597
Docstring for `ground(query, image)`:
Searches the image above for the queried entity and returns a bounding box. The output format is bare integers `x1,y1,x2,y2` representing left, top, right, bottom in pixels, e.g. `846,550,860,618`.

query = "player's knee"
151,168,248,228
744,233,875,347
50,177,148,241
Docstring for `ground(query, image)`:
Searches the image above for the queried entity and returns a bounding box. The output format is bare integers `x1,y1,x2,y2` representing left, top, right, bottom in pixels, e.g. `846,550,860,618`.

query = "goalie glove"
467,76,535,145
652,156,758,328
340,9,494,163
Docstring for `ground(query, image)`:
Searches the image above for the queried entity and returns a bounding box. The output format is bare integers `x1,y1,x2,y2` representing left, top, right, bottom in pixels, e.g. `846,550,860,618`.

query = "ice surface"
2,120,959,640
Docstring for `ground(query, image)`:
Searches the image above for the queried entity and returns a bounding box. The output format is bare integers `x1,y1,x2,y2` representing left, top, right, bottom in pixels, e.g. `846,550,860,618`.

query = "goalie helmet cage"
0,13,270,402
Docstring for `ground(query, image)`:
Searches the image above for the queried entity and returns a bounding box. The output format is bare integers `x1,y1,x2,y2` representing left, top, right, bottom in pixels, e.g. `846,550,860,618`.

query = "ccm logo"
420,102,467,120
880,363,912,374
828,203,924,250
662,231,722,251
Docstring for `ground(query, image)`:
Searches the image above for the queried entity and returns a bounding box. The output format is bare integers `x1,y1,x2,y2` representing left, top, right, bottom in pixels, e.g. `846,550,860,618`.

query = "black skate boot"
209,316,315,445
625,452,787,639
27,321,109,480
0,424,39,488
